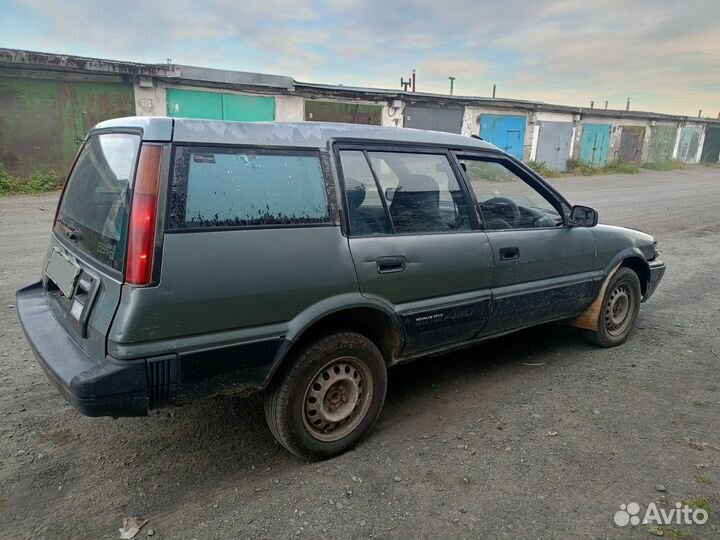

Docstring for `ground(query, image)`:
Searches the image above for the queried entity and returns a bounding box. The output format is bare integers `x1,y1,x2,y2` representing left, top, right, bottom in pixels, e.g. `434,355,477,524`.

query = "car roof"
93,116,499,152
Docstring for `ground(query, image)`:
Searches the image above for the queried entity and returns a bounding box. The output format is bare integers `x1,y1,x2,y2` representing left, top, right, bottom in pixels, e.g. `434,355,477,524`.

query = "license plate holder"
46,249,81,298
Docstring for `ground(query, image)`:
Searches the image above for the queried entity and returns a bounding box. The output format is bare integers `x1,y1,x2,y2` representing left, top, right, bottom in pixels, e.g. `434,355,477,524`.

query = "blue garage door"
579,124,611,166
479,115,526,159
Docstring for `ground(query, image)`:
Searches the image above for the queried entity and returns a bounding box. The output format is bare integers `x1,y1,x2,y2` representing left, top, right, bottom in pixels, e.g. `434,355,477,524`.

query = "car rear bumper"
16,281,149,417
644,259,665,301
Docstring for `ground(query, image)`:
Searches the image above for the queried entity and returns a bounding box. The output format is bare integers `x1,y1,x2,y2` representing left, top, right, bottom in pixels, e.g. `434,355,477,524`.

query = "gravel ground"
1,166,719,540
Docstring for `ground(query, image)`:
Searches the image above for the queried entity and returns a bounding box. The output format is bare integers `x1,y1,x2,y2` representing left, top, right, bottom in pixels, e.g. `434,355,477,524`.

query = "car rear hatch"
45,128,164,361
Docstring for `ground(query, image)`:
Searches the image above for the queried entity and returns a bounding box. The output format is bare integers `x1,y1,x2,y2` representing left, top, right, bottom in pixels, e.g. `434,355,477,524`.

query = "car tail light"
126,144,163,286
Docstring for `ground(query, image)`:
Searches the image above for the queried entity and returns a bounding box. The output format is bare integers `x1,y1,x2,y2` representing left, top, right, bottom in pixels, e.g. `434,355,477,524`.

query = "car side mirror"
568,205,598,227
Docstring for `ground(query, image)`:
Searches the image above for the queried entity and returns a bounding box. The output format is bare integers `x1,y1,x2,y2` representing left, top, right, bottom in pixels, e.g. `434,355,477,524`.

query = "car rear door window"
367,152,471,234
338,151,392,235
170,147,330,229
339,150,472,236
55,133,140,271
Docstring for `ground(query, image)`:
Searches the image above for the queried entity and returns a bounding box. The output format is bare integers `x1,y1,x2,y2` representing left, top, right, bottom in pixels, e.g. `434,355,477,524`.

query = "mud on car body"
17,117,665,460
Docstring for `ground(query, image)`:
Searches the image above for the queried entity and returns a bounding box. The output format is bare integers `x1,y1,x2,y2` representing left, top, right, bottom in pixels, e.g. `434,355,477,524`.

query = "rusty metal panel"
618,126,646,164
0,76,134,177
700,126,720,164
305,101,382,125
535,121,573,171
647,125,676,162
678,126,703,163
403,105,463,133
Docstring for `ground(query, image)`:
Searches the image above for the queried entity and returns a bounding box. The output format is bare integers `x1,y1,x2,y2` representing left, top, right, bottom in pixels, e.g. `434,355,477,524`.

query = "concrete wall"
134,80,166,116
275,95,304,122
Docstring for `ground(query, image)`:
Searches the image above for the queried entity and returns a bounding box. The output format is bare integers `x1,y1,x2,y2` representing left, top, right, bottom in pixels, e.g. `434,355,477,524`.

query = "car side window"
460,158,562,230
169,147,330,229
338,151,392,235
367,152,471,234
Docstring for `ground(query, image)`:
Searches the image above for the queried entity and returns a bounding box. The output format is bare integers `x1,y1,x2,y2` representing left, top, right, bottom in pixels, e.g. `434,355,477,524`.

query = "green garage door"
167,88,275,121
0,77,135,177
305,101,382,125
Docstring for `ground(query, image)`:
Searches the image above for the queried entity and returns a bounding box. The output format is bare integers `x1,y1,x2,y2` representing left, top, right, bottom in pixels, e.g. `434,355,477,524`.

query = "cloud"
2,0,718,114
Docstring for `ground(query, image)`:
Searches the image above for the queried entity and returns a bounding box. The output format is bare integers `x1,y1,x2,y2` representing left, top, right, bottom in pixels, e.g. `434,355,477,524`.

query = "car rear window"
169,147,330,229
55,133,140,271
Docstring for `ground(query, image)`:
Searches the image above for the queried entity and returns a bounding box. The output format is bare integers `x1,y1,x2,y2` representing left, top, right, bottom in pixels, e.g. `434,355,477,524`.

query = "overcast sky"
2,0,718,116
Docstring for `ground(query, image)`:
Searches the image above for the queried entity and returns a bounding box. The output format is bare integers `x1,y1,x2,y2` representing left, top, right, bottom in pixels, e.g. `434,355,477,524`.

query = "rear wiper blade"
56,217,83,241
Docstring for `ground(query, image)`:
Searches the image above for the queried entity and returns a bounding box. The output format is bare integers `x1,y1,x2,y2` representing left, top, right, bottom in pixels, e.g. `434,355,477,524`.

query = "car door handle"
499,247,520,261
376,256,406,274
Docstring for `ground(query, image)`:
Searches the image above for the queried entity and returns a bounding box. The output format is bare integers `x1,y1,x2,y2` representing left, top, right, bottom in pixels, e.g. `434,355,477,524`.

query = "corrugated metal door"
619,126,646,164
678,126,703,163
647,125,676,162
479,115,526,159
305,101,382,125
579,124,611,166
403,105,463,133
167,88,275,121
535,121,573,171
701,126,720,164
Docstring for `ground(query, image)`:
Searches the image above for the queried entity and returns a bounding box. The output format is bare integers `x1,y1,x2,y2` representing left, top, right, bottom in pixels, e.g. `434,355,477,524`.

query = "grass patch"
692,400,704,408
664,527,693,538
694,474,712,486
527,161,562,178
604,161,641,174
0,164,60,195
682,497,714,513
567,159,640,176
643,160,686,171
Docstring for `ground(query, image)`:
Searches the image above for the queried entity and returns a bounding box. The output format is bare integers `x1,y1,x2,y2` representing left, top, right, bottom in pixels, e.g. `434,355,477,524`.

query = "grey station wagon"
17,117,665,459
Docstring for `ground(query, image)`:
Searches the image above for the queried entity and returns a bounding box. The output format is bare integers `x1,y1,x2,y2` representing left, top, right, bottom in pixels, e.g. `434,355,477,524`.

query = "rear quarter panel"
108,226,359,356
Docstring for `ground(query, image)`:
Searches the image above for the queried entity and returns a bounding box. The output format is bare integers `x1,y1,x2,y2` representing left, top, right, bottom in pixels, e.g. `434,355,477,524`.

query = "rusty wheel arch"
270,307,405,384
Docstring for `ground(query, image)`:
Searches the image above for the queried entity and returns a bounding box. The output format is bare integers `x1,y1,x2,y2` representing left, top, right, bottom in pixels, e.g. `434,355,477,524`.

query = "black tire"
264,332,387,460
582,267,642,347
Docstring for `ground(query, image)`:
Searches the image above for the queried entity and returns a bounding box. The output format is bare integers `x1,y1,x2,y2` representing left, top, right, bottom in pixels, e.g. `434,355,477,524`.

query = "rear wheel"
264,332,387,460
582,267,642,347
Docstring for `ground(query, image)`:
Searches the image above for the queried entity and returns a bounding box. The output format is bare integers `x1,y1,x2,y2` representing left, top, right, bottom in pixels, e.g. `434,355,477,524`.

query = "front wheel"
264,332,387,460
582,267,642,347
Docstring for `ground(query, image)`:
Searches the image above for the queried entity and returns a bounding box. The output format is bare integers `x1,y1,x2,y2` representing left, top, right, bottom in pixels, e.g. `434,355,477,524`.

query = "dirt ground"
1,166,719,540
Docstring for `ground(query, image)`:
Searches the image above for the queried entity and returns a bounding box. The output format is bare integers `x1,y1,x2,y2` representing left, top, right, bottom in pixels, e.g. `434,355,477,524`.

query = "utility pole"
590,100,594,109
604,100,608,110
412,69,416,92
492,84,496,98
400,77,411,91
626,98,631,111
449,77,455,96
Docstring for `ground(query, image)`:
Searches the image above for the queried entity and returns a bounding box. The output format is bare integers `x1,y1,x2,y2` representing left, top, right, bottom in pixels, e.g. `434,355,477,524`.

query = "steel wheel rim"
604,283,634,336
302,356,373,442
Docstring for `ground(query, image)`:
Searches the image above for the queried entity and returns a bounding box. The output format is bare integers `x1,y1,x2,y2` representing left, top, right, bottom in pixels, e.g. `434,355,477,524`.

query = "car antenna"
471,134,484,141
